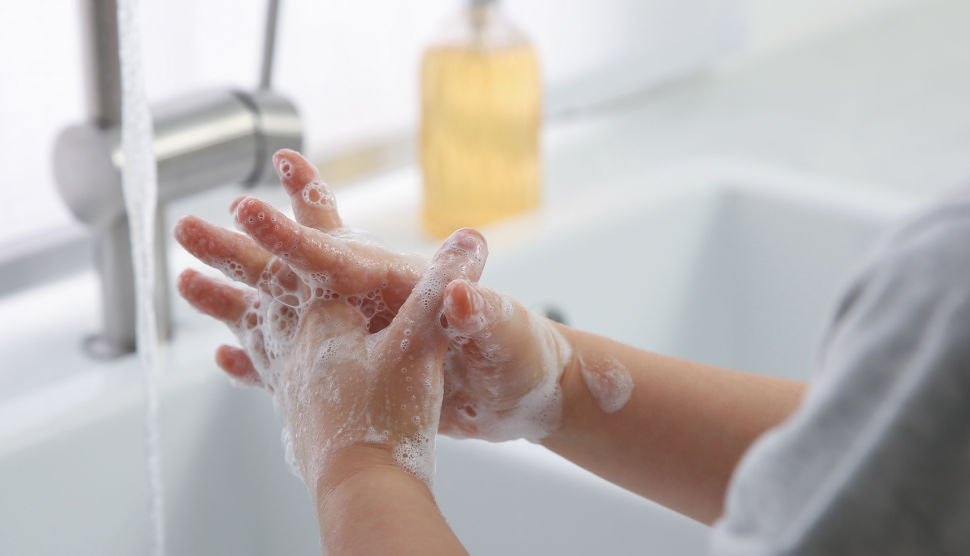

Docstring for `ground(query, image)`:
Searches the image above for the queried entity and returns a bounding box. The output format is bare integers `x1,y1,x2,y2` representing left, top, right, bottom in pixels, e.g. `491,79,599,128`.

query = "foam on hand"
302,179,336,209
221,189,486,493
441,288,573,443
227,260,434,488
579,354,633,414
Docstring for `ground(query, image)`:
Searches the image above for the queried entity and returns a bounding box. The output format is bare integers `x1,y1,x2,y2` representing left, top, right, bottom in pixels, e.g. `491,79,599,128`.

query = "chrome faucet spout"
54,0,302,357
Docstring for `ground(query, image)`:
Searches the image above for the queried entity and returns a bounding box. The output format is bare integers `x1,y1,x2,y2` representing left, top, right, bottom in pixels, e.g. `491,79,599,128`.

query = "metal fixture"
53,0,301,357
531,304,568,326
260,0,282,90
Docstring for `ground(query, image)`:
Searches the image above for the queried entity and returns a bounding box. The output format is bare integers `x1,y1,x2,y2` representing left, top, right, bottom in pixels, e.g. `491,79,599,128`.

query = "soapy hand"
174,150,802,536
175,150,572,453
177,226,484,488
174,152,487,490
175,151,431,336
438,280,572,441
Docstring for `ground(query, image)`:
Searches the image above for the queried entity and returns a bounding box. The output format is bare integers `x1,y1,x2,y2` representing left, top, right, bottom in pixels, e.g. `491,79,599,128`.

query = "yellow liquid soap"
420,42,541,238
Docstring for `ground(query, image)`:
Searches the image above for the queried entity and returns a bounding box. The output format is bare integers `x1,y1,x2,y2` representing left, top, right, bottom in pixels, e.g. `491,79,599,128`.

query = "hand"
438,281,573,442
175,149,571,448
174,151,488,491
175,149,429,338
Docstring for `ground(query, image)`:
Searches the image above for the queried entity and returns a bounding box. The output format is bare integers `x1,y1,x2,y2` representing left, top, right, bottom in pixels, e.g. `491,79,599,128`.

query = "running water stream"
116,0,165,554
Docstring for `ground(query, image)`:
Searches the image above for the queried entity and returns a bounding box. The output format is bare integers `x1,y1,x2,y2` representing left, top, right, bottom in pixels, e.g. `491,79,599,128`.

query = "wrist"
312,443,465,556
541,322,584,448
311,443,432,511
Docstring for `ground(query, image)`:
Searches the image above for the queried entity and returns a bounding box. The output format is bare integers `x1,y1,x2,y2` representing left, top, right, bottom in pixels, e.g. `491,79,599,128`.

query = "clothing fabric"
711,187,970,555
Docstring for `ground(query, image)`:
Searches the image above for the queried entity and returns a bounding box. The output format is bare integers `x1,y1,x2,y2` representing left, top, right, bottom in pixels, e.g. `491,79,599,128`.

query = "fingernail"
175,269,198,297
435,229,487,279
171,216,188,241
451,228,486,258
444,280,487,334
277,156,293,179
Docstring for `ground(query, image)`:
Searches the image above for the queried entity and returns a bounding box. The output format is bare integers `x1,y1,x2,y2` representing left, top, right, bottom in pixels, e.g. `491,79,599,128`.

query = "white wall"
0,0,919,246
0,1,85,244
743,0,923,55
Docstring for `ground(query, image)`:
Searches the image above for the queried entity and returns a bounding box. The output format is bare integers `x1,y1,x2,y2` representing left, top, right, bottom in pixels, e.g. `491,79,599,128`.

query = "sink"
0,161,923,555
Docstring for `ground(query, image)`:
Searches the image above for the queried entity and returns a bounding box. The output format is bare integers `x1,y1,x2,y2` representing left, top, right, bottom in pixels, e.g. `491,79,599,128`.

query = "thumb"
442,280,552,396
439,280,572,442
370,229,486,487
377,228,488,367
442,280,536,356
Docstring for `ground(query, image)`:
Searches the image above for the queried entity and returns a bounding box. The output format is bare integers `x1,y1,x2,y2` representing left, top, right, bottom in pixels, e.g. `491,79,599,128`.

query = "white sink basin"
0,162,922,555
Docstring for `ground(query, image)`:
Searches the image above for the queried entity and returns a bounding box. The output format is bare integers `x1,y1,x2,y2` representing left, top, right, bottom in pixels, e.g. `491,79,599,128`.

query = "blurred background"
0,0,951,248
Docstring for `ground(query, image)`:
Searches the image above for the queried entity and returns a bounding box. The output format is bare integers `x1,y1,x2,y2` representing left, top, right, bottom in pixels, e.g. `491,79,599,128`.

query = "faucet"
53,0,301,357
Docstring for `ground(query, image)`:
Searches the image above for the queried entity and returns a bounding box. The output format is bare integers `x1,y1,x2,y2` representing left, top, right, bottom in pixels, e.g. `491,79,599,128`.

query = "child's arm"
176,148,804,537
175,147,485,554
178,226,479,555
313,445,468,556
439,281,806,525
547,326,804,525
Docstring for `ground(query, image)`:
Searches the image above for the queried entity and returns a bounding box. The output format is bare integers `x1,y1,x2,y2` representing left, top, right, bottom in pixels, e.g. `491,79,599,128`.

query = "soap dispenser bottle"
420,0,542,238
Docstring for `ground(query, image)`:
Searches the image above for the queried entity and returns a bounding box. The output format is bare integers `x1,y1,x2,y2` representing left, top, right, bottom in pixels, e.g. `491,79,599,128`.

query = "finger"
176,268,253,324
379,228,488,355
443,280,547,363
442,279,490,336
233,195,386,292
440,281,570,441
232,194,325,265
376,229,487,437
215,345,264,388
274,149,343,231
173,215,272,286
229,194,247,215
443,280,553,402
444,280,549,343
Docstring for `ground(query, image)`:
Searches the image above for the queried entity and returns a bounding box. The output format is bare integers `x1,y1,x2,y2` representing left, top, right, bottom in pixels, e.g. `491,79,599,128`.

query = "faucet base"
84,333,136,359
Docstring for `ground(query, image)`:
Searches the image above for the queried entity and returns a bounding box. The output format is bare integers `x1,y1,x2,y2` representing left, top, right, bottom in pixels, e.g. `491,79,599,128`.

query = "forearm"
314,445,468,556
542,325,806,525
